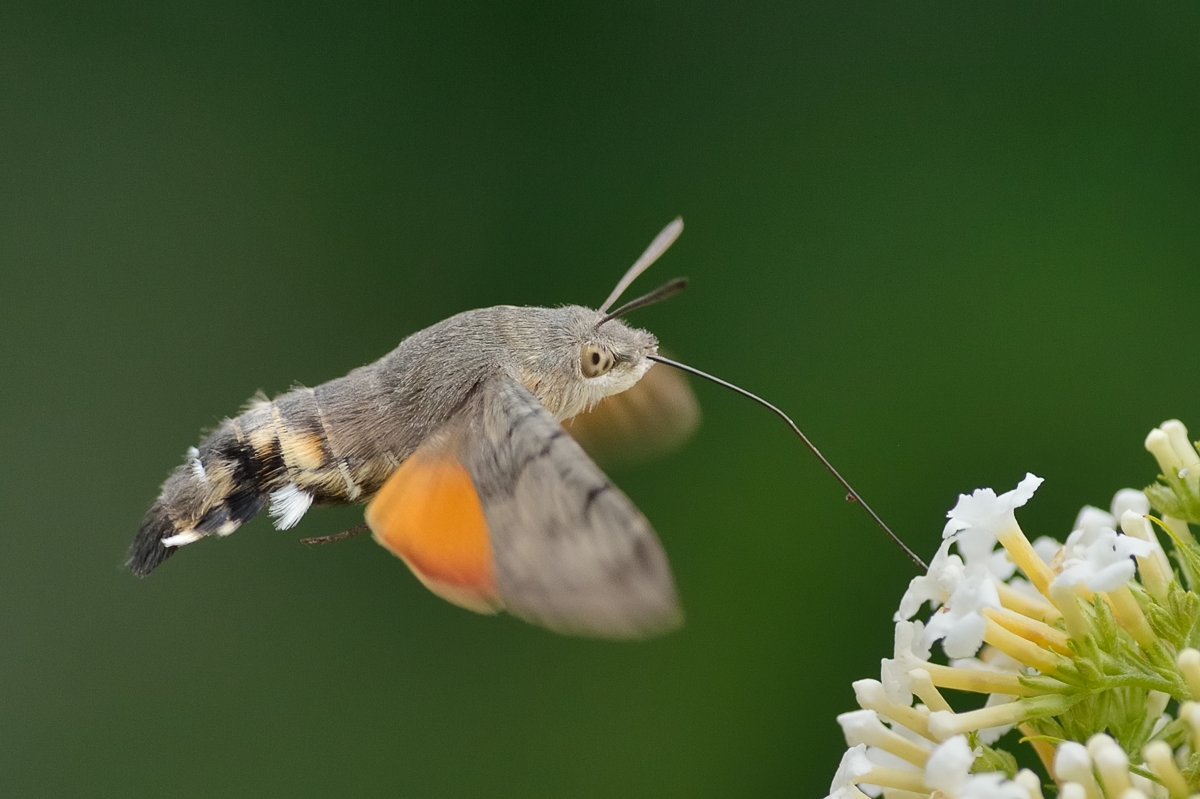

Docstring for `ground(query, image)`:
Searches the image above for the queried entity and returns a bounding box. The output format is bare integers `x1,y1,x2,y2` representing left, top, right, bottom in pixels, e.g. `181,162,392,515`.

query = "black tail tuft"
127,502,178,577
130,420,275,576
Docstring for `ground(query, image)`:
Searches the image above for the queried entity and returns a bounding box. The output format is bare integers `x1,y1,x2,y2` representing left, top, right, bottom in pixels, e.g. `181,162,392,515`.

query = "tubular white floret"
1142,741,1190,799
923,735,973,795
1161,420,1200,471
827,745,876,799
1048,581,1091,641
1013,769,1044,799
1146,428,1183,477
922,568,1000,659
1120,509,1171,602
974,693,1018,744
895,538,964,622
946,696,1072,744
852,679,933,740
1178,650,1200,700
1111,489,1151,519
837,710,932,768
906,669,952,713
1144,690,1170,731
1179,701,1200,746
1052,741,1091,782
1087,734,1132,798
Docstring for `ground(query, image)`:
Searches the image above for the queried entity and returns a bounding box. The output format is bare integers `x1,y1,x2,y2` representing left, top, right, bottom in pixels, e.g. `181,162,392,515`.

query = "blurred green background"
3,3,1199,796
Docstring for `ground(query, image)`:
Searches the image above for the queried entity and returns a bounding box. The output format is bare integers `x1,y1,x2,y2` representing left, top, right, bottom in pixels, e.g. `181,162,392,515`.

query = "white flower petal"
1111,488,1150,519
898,619,931,661
940,613,989,659
956,526,1002,571
1053,741,1093,785
959,772,1032,799
1054,529,1154,592
925,735,975,794
922,568,1000,659
985,549,1016,581
837,709,884,747
879,658,913,707
881,621,930,705
895,539,964,621
945,474,1043,547
865,745,911,770
1031,536,1062,565
1012,473,1044,505
830,745,875,794
1086,560,1136,592
1073,506,1116,539
943,517,971,539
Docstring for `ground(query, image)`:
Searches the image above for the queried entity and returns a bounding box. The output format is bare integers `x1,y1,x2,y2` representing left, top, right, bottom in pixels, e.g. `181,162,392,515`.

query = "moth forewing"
468,378,682,638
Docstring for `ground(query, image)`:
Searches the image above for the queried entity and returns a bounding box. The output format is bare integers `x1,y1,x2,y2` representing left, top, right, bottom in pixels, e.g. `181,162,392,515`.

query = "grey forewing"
464,377,682,638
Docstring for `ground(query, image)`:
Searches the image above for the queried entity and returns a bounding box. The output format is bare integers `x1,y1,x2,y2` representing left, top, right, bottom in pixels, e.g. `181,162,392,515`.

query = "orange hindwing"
365,448,500,615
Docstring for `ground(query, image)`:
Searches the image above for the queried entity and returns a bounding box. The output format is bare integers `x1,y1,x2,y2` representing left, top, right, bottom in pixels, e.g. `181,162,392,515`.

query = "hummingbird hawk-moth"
129,220,699,639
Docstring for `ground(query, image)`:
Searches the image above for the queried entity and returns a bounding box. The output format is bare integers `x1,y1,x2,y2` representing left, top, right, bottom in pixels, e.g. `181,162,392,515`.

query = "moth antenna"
300,524,370,546
647,355,927,572
598,217,684,313
598,278,687,326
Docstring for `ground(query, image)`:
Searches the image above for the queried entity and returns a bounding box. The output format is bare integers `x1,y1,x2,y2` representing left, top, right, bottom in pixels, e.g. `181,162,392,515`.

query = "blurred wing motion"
367,376,682,639
564,360,700,465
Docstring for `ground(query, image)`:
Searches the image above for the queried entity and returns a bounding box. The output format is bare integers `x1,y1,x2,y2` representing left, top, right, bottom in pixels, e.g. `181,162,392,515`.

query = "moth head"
518,218,687,420
512,307,660,421
565,218,688,408
577,314,659,388
541,274,683,415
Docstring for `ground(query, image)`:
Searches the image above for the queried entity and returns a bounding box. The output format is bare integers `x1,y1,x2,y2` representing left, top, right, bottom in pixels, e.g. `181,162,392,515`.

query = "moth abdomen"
127,416,277,576
128,382,406,575
127,501,179,576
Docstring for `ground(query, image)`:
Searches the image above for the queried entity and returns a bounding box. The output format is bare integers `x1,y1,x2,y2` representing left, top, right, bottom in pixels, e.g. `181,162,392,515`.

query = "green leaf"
1073,653,1102,684
1090,595,1121,661
1146,482,1190,520
971,738,1018,778
1165,586,1200,650
1152,717,1191,751
1153,516,1200,591
1146,475,1200,525
1105,687,1151,754
1181,749,1200,794
1137,585,1200,695
1145,601,1183,649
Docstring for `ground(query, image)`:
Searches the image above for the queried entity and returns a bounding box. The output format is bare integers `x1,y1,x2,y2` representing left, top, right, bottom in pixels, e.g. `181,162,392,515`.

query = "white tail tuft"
162,529,204,548
268,484,314,530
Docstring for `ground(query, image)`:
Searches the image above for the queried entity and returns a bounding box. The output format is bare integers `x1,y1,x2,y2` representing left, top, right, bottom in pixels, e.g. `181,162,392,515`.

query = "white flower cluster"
829,736,1032,799
825,420,1200,799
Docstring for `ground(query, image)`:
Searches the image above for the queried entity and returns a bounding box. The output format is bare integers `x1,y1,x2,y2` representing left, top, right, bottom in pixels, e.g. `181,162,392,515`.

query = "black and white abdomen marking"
127,385,403,577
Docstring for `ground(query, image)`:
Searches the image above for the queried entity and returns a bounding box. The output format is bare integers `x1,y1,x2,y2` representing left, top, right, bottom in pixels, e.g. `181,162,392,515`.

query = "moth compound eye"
580,343,615,378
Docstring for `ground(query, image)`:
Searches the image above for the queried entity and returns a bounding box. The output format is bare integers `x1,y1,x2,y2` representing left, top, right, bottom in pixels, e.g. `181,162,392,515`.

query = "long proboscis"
647,354,927,572
599,217,685,314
